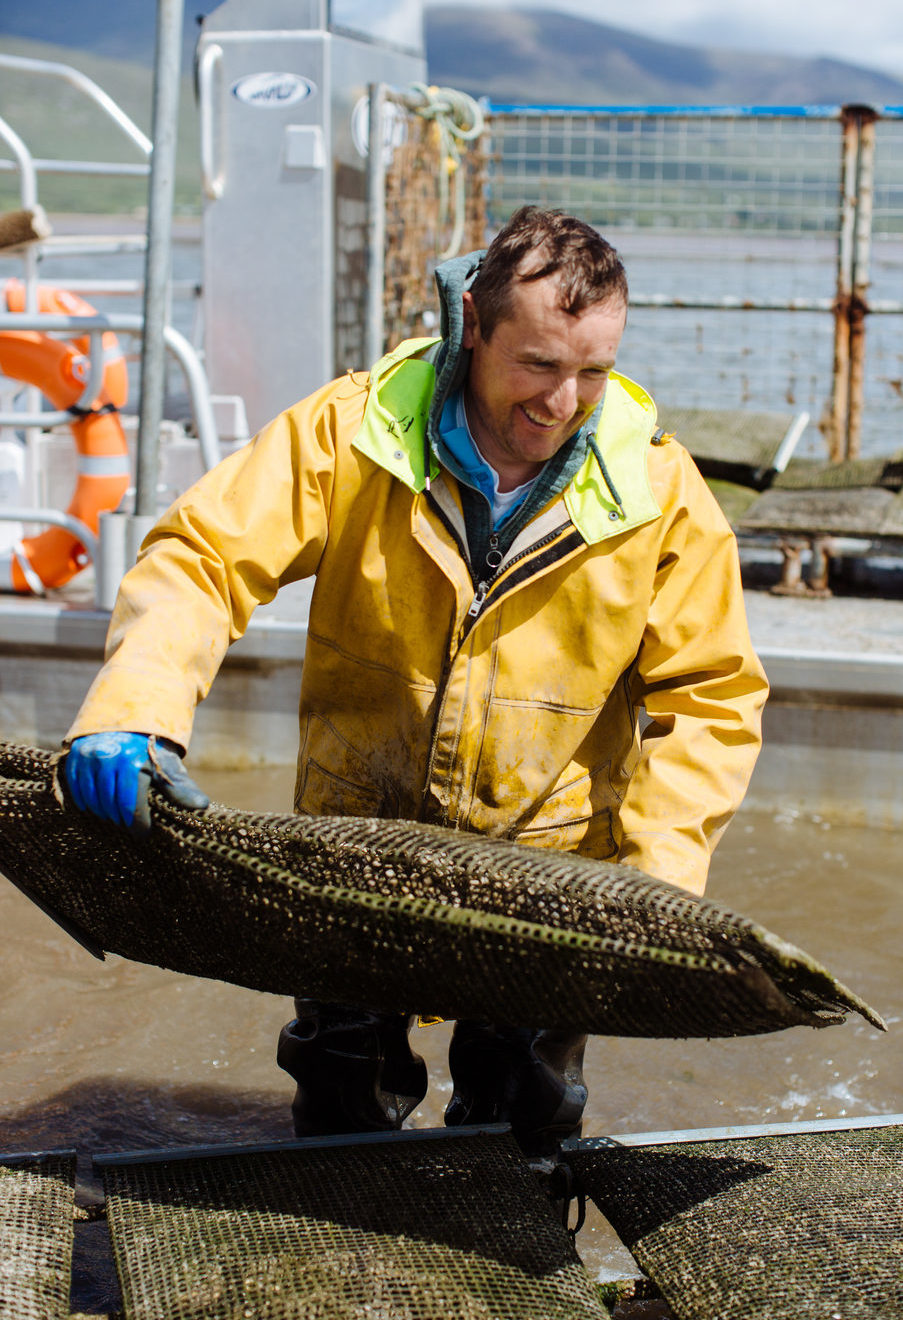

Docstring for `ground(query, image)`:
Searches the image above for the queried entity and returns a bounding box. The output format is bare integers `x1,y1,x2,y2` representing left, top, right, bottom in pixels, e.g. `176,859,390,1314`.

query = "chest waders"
277,999,428,1138
277,999,588,1158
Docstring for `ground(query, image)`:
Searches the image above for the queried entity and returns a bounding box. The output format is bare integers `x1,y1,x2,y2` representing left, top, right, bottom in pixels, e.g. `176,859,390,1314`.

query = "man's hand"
62,732,209,831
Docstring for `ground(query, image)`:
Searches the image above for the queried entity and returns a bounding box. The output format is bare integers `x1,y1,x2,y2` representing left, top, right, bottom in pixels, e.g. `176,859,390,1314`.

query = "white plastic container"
0,435,25,552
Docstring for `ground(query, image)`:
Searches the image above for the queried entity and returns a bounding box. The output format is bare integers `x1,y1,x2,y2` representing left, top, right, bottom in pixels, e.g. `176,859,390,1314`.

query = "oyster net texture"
0,1152,76,1320
569,1124,903,1320
99,1130,609,1320
0,742,883,1038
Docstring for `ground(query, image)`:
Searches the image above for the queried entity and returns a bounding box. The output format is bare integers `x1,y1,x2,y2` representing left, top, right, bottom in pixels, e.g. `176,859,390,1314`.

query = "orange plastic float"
0,279,131,593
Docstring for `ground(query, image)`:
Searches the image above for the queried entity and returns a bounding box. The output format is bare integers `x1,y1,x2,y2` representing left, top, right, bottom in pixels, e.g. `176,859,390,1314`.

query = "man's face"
462,272,627,491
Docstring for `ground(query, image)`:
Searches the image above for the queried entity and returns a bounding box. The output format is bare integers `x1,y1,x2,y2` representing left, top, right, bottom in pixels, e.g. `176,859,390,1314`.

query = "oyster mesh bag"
569,1124,903,1319
0,1151,76,1320
0,741,883,1037
98,1129,610,1320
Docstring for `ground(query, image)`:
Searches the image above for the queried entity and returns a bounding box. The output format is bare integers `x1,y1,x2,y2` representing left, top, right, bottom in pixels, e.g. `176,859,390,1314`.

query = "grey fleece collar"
427,250,486,449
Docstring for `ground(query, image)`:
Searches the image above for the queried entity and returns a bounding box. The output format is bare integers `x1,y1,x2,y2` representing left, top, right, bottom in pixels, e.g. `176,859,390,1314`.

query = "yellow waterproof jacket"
69,339,768,894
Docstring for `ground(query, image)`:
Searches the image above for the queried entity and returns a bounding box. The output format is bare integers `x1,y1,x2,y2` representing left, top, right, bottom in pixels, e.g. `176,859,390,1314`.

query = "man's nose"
543,375,578,418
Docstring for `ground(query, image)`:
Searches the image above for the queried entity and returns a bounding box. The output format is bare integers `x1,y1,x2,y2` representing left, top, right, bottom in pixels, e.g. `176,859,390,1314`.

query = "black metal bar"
92,1123,513,1170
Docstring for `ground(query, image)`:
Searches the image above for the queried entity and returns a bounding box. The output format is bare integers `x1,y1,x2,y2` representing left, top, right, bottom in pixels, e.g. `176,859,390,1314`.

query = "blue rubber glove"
63,732,209,831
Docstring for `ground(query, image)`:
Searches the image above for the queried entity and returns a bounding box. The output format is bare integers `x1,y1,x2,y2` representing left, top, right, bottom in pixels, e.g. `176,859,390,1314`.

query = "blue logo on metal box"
231,72,315,108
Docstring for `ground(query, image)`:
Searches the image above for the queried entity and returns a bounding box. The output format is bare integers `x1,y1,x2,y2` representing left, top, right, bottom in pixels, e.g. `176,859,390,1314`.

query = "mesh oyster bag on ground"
0,742,884,1038
569,1124,903,1319
98,1130,610,1320
0,1152,76,1320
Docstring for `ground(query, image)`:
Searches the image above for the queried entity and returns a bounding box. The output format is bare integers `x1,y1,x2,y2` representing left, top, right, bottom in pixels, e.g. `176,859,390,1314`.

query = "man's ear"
462,291,479,350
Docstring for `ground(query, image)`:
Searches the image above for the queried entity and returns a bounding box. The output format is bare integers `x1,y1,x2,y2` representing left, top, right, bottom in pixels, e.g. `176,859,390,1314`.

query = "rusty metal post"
808,535,834,596
846,299,867,460
848,109,877,461
828,107,858,462
829,105,878,462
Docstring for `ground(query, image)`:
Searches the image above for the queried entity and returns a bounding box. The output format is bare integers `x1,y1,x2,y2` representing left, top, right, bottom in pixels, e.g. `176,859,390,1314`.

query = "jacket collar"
355,341,662,544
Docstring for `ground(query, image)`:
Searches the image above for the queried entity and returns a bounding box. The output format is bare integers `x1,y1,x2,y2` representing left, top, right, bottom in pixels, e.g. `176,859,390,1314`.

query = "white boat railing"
0,304,219,607
0,508,98,563
0,53,152,161
0,311,221,472
0,53,152,300
0,45,224,605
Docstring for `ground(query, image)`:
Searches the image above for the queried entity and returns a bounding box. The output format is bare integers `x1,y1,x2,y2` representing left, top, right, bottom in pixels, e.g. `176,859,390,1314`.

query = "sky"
420,0,903,79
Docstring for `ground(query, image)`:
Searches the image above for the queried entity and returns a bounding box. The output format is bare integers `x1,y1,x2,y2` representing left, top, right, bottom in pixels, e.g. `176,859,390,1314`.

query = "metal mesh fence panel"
98,1130,610,1320
860,113,903,445
0,742,883,1040
615,302,834,433
0,1151,76,1320
485,109,844,236
872,115,903,244
569,1124,903,1319
485,107,903,459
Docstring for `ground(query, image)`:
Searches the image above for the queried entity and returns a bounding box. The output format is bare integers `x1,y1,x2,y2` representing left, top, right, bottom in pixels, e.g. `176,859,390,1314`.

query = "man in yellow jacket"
62,206,768,1155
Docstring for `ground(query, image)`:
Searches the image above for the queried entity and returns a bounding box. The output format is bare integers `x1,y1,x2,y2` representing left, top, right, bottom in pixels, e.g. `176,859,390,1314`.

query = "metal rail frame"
568,1111,903,1149
0,311,220,471
0,33,217,605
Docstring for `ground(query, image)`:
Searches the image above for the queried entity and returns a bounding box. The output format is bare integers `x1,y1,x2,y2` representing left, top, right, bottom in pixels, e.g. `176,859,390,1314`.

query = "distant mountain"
424,6,903,105
3,1,903,106
0,0,208,69
4,2,903,217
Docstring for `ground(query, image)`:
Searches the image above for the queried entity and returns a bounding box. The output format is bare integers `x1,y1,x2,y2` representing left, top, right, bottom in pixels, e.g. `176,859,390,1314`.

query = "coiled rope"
406,83,486,261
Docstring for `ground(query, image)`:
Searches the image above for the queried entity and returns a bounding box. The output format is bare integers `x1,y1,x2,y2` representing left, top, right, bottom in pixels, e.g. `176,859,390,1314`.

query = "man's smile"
521,405,561,429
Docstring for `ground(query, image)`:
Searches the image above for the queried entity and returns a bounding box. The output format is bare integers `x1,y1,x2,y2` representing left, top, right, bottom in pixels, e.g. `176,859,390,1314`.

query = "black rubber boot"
444,1021,588,1158
277,999,428,1138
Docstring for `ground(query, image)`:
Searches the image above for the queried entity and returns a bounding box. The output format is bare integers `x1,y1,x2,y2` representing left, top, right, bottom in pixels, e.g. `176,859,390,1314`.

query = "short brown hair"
469,206,628,338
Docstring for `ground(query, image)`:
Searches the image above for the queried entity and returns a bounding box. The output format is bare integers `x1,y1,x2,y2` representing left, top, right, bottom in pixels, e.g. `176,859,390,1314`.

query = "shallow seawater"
0,764,899,1310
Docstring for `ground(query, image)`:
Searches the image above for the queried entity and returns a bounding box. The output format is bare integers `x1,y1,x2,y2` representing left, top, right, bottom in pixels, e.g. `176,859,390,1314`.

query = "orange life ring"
0,279,131,594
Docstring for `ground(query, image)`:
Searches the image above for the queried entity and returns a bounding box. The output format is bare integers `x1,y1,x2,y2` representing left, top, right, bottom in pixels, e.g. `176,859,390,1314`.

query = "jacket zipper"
465,526,570,623
467,579,491,618
428,523,580,820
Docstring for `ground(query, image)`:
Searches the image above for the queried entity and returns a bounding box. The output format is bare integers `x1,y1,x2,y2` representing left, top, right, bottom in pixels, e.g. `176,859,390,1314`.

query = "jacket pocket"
295,714,384,817
515,810,616,858
514,763,618,859
297,758,383,817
